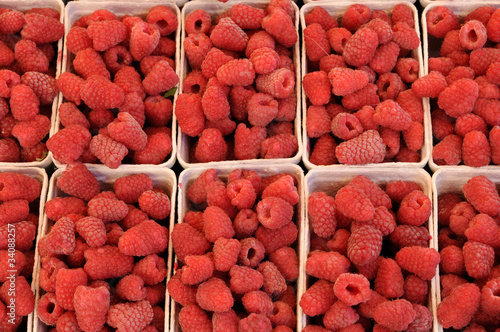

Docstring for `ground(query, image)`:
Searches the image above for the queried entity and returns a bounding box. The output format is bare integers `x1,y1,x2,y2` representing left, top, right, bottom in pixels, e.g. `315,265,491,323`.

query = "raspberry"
481,278,500,317
369,42,400,75
343,28,378,67
397,190,431,227
118,219,167,256
394,58,418,84
257,261,286,296
433,134,462,166
426,6,460,38
44,198,84,223
455,113,487,137
168,270,197,306
134,254,168,286
465,213,500,248
0,219,35,251
473,98,500,127
373,257,404,299
56,72,84,105
438,78,479,118
233,124,265,160
210,17,248,52
487,8,500,42
323,300,359,331
242,290,273,316
262,8,297,48
437,194,461,227
237,237,264,268
332,273,370,306
372,99,412,131
270,301,295,328
429,57,456,76
238,313,272,332
229,4,264,30
196,277,234,313
392,22,419,51
42,216,76,256
179,304,212,332
137,190,170,221
463,175,500,216
83,245,134,279
440,245,465,275
465,6,495,26
462,130,491,167
20,12,63,43
53,268,88,312
86,20,126,52
36,292,65,326
73,48,110,80
304,23,330,62
336,130,386,165
0,10,24,35
463,241,494,279
261,175,298,206
309,134,337,166
341,4,370,32
172,223,211,263
201,206,234,244
300,279,336,317
373,299,416,331
255,68,295,99
11,114,50,148
226,179,256,210
412,70,447,99
55,162,99,201
268,246,298,282
246,93,278,127
9,83,39,122
132,129,172,165
57,103,88,129
0,138,19,162
260,133,298,159
335,185,374,222
305,7,337,31
211,238,239,272
308,192,336,238
185,9,211,35
212,310,238,332
306,106,330,138
470,48,500,76
112,173,152,204
129,22,160,62
115,275,146,302
142,60,178,96
302,72,330,106
66,26,92,55
395,246,440,280
486,62,500,85
403,274,428,304
89,134,128,169
255,220,297,254
306,250,350,283
15,40,49,73
106,113,147,152
80,75,125,110
328,68,368,97
20,71,57,106
146,5,177,36
107,300,153,331
74,216,106,249
449,201,476,236
437,283,480,329
227,264,263,295
392,4,414,27
181,255,214,285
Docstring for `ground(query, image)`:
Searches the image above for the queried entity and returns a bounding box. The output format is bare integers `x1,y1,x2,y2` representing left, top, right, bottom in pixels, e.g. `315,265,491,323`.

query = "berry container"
50,1,181,169
299,167,439,331
32,166,177,332
300,2,431,170
304,0,416,4
0,166,48,332
423,2,500,172
432,168,500,331
171,164,305,331
0,0,64,169
420,0,493,9
176,0,303,168
74,0,188,10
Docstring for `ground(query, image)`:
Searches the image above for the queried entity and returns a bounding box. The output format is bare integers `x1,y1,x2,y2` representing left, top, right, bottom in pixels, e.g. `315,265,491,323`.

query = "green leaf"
36,150,48,162
164,87,177,98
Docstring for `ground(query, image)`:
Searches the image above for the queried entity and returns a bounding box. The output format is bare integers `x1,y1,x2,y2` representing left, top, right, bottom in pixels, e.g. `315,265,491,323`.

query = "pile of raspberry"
48,6,179,168
36,163,171,331
175,0,299,163
414,6,500,167
436,175,500,329
304,4,424,166
301,175,439,331
0,7,64,163
169,169,300,331
0,172,41,331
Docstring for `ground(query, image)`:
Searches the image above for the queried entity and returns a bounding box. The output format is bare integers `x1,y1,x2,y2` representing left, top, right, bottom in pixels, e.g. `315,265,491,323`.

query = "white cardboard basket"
51,1,181,169
32,166,177,332
0,0,64,169
176,0,303,168
420,0,494,9
423,2,500,172
0,167,48,332
432,168,500,332
172,164,305,331
300,168,439,332
74,0,188,9
300,2,430,170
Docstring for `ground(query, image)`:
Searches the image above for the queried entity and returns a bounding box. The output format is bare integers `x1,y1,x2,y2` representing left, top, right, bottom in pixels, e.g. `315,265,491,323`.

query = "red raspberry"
304,23,330,62
11,114,50,148
74,216,106,248
308,191,336,238
487,8,500,42
302,72,330,107
0,219,36,251
238,237,264,269
245,31,275,58
323,300,359,331
38,257,66,293
364,18,392,46
143,95,172,126
262,8,297,48
226,179,256,210
118,219,167,256
306,251,350,283
269,301,295,328
396,90,423,124
211,238,240,272
107,112,147,152
395,58,419,84
56,72,84,105
438,78,478,118
446,66,475,86
142,60,178,96
45,197,86,222
202,205,234,243
138,190,170,220
107,300,153,331
181,254,214,285
462,130,491,166
133,254,167,286
397,190,431,227
242,290,273,316
9,83,39,122
426,6,460,38
481,278,500,317
228,264,263,295
486,62,500,85
87,109,113,130
470,48,500,76
210,17,248,52
429,57,456,76
56,162,99,201
372,100,412,131
373,257,404,299
455,113,487,137
54,268,87,312
343,28,378,67
319,54,346,74
185,9,211,35
300,279,336,316
268,246,298,282
197,277,234,313
392,22,419,51
121,206,148,230
212,310,238,332
255,68,295,99
261,174,298,205
449,201,476,236
385,181,420,205
84,245,134,279
80,75,125,110
391,225,431,249
132,129,172,165
463,175,500,216
179,304,212,332
255,220,297,254
20,141,46,162
433,134,462,166
440,245,465,275
402,274,428,305
146,5,177,36
306,106,330,139
228,85,253,122
129,22,160,62
20,71,57,106
66,26,92,54
350,175,391,209
336,130,386,165
247,93,278,127
43,216,76,255
89,134,128,168
0,10,24,35
335,185,374,222
168,270,197,306
58,102,89,129
437,193,462,227
21,13,63,43
465,213,500,248
347,225,382,267
305,7,337,31
376,73,406,101
233,123,266,160
256,261,286,296
309,134,337,166
395,246,440,280
326,27,351,55
115,274,146,302
228,4,264,30
113,65,145,99
202,82,230,123
0,172,40,202
373,299,416,331
0,138,19,162
87,19,127,52
15,40,49,74
392,3,414,27
369,42,400,75
412,71,447,98
465,6,495,26
182,69,207,95
438,283,480,329
463,241,494,279
113,173,153,204
256,196,293,230
333,273,371,306
37,292,66,326
200,47,232,79
194,128,227,162
238,313,272,332
342,4,371,32
328,68,368,97
73,48,110,80
0,275,33,317
473,98,500,127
